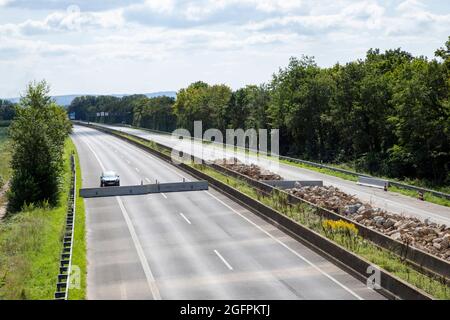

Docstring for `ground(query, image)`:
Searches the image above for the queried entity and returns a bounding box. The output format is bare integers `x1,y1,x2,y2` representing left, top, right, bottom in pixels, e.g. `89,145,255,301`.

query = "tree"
0,99,16,121
173,81,232,133
7,81,72,213
389,57,450,183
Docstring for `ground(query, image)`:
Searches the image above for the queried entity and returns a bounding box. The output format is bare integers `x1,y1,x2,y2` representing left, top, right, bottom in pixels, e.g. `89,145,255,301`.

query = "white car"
100,171,120,187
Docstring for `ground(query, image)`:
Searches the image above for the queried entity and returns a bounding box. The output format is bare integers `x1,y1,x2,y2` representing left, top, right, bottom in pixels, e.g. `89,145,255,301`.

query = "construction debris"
215,158,282,181
287,184,450,261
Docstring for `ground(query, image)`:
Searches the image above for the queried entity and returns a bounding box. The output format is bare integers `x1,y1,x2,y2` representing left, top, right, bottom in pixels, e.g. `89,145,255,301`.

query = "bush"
7,81,72,213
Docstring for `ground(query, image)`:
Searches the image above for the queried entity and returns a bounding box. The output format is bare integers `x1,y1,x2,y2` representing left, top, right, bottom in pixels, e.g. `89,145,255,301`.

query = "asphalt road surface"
72,125,384,300
94,123,450,226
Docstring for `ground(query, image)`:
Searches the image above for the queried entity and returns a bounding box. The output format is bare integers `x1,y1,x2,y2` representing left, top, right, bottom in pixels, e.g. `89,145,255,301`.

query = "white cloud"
0,0,12,6
0,7,124,35
0,0,449,97
143,0,174,13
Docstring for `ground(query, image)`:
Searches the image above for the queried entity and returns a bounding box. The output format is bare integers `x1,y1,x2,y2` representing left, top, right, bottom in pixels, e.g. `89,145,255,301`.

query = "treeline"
0,99,16,125
8,81,72,212
68,38,450,185
69,94,176,132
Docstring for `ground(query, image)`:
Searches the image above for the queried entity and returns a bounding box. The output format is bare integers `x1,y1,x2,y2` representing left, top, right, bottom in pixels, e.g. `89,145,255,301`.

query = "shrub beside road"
0,140,76,299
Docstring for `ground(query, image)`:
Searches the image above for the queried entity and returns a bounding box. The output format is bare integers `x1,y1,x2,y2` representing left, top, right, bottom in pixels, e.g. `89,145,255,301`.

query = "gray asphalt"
95,123,450,226
72,125,385,300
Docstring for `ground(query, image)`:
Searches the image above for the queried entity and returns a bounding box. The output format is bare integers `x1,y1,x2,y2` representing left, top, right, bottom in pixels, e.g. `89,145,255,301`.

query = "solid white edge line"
214,249,233,271
205,190,364,300
179,212,192,225
74,128,161,300
117,197,161,300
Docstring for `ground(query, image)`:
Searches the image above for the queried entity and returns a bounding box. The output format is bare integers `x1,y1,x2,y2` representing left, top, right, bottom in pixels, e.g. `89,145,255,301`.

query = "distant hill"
5,91,177,106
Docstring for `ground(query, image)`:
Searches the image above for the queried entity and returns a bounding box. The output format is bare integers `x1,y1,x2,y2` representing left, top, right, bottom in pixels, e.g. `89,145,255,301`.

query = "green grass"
279,158,359,182
0,139,75,299
67,138,86,300
389,185,450,207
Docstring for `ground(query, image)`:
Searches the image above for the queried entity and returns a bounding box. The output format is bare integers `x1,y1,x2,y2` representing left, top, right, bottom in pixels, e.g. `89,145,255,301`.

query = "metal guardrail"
54,154,76,300
357,176,389,190
92,122,450,201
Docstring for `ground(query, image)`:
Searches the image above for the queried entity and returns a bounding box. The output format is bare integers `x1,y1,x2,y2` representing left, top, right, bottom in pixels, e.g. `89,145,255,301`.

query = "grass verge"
0,138,75,299
67,137,87,300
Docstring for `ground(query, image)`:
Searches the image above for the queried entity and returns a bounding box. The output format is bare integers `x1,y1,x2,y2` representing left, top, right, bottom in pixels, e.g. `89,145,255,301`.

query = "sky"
0,0,449,98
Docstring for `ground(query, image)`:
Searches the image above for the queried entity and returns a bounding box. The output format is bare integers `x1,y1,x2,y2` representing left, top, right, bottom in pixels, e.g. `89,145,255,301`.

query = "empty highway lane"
72,125,384,300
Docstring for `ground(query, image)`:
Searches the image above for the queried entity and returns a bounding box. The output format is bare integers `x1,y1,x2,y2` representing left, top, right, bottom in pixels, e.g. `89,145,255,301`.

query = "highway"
72,125,384,300
94,123,450,226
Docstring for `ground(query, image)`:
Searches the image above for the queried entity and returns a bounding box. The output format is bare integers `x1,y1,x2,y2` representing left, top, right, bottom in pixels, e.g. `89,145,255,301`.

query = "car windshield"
103,171,117,178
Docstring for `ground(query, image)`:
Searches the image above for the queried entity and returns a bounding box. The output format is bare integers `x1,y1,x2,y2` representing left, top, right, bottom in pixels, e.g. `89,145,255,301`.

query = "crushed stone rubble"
287,183,450,261
215,158,282,181
215,159,449,261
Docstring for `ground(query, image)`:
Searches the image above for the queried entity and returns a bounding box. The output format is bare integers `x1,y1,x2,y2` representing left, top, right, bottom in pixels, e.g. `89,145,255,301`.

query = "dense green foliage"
68,38,450,185
68,94,176,132
0,99,15,121
8,81,72,213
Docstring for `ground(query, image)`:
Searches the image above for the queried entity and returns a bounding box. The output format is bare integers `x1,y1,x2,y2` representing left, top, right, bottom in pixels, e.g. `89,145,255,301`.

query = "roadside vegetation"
0,139,74,299
0,81,76,299
7,81,72,212
105,126,449,299
68,142,87,300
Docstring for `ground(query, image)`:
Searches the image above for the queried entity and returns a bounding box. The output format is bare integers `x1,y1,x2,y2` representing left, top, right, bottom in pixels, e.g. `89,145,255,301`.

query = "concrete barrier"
263,180,323,189
80,181,208,198
357,176,389,190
